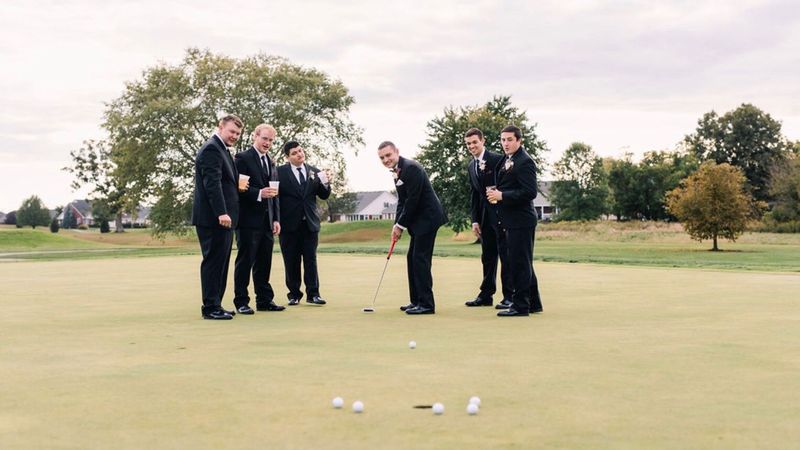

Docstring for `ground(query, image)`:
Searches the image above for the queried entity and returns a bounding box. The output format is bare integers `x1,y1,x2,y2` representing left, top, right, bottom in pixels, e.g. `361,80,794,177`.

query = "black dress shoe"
465,297,493,307
287,298,300,306
257,302,286,312
400,304,415,311
222,308,236,316
236,305,255,315
202,310,233,320
530,308,543,314
406,306,435,315
307,296,327,305
497,307,529,317
495,298,512,310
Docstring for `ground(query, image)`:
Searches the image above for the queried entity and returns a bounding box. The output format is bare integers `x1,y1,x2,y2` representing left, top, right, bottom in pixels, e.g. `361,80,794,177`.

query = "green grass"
3,221,799,272
1,254,799,449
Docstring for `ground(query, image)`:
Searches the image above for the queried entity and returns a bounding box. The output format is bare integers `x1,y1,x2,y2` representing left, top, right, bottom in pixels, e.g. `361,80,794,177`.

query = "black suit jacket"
235,147,280,229
277,163,331,233
394,156,447,236
191,135,240,229
493,148,538,229
469,150,504,227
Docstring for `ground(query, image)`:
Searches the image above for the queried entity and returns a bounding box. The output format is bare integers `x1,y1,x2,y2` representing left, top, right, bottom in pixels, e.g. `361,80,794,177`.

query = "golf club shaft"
370,238,399,307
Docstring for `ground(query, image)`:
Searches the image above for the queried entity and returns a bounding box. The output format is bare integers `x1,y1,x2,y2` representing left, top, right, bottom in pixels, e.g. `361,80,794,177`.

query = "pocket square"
396,179,404,186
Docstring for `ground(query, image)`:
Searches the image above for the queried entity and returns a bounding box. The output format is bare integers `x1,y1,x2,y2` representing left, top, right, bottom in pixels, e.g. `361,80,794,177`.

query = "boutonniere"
504,158,514,171
392,168,400,180
478,160,486,172
308,170,316,181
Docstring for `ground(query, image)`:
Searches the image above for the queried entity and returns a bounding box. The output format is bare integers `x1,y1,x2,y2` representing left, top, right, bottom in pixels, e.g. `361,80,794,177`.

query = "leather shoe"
236,305,255,315
222,307,236,316
497,307,529,317
406,306,435,315
202,309,233,320
530,308,543,314
495,298,512,310
287,298,300,306
257,301,286,312
400,303,415,311
307,296,327,305
465,297,493,307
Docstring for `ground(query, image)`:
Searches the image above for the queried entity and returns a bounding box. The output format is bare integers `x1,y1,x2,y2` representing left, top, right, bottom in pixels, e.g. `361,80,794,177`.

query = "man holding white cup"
232,124,285,314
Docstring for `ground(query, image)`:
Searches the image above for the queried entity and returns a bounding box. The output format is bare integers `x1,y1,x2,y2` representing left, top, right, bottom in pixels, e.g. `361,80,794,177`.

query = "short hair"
252,124,276,142
464,128,484,140
378,141,396,151
501,125,522,140
219,114,244,129
282,140,300,155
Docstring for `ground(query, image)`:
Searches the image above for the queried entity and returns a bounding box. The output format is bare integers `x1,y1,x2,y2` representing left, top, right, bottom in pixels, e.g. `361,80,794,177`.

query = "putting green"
1,254,798,449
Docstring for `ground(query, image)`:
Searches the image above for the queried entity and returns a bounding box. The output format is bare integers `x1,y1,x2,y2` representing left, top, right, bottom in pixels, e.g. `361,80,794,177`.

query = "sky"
1,0,799,212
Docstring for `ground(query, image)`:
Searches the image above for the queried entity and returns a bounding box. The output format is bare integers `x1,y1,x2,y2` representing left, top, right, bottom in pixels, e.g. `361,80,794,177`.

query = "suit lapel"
213,135,236,180
251,147,269,186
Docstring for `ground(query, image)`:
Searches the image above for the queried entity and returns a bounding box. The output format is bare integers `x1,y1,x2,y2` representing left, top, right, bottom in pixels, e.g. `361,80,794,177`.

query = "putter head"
362,307,375,313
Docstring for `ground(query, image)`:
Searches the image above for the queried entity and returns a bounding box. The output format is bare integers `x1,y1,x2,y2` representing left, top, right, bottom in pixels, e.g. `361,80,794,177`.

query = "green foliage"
768,154,800,223
49,218,60,233
684,103,791,202
69,48,363,237
608,151,699,220
62,206,77,229
551,142,609,220
4,211,16,225
667,162,765,250
416,96,548,232
321,191,357,223
99,220,111,233
16,196,51,229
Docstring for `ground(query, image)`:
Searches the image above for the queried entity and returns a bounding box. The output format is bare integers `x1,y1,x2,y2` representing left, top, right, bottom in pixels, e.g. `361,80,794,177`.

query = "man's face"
254,128,275,154
287,146,305,166
377,145,400,169
464,135,485,158
218,121,242,147
500,132,522,155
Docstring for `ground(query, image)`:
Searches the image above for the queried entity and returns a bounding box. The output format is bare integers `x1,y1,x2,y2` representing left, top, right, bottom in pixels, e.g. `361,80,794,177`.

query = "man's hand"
472,222,482,237
218,214,232,228
272,221,281,236
391,225,403,241
486,189,503,203
260,187,278,198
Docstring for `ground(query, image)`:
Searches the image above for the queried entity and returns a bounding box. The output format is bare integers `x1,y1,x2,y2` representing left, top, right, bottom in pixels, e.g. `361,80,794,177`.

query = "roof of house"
534,181,553,207
351,191,397,215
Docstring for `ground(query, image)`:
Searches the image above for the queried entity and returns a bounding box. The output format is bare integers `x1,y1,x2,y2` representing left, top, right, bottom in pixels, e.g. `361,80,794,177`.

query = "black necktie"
297,167,306,184
474,159,480,176
261,155,270,179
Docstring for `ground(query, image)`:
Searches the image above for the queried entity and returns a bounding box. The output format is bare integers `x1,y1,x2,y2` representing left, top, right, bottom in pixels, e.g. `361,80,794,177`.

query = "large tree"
768,153,800,222
550,142,609,221
16,196,51,229
684,103,791,202
666,162,763,251
68,48,363,236
416,96,548,233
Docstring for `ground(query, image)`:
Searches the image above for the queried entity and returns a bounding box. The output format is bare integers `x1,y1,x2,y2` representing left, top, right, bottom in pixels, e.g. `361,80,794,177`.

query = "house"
337,191,397,222
535,181,558,221
0,211,6,223
57,199,94,227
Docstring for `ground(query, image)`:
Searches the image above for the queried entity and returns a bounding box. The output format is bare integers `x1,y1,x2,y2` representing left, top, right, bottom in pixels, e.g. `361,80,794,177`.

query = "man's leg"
253,227,276,307
506,227,533,312
529,227,543,312
411,230,437,310
233,227,256,308
280,230,303,300
406,234,418,307
477,223,499,302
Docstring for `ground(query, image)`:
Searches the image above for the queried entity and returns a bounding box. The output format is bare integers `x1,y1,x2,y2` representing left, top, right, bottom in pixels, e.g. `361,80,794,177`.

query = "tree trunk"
712,234,718,251
115,212,124,233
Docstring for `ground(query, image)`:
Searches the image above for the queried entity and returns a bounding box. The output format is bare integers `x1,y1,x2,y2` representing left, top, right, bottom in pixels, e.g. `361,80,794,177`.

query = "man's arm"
198,148,228,217
497,158,538,206
395,164,424,229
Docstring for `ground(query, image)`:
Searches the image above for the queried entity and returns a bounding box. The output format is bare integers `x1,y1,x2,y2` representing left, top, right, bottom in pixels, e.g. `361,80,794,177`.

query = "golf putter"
362,237,399,313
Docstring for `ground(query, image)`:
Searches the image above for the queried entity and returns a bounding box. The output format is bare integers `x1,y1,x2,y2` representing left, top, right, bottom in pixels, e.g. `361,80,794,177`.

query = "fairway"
1,254,799,449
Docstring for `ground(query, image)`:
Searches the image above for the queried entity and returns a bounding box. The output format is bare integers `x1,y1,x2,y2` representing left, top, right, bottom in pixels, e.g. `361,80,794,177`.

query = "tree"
16,196,51,229
768,153,800,222
550,142,609,221
4,211,17,226
666,162,764,251
92,199,114,233
68,48,363,236
416,96,548,233
49,217,60,233
62,206,77,229
684,104,791,202
322,192,358,223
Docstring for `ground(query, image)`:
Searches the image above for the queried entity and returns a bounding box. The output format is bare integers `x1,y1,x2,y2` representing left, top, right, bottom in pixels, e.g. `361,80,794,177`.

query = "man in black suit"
276,141,332,306
463,128,513,308
232,124,286,315
377,141,447,315
486,125,544,317
191,114,245,320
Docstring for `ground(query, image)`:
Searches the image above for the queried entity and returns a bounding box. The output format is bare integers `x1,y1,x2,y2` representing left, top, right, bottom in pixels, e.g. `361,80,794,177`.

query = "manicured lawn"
1,254,798,449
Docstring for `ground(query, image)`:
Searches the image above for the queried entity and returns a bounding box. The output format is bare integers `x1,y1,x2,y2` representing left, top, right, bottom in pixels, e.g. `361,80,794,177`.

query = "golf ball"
467,403,479,415
432,402,444,415
332,397,344,409
408,340,416,349
352,400,364,413
469,396,481,406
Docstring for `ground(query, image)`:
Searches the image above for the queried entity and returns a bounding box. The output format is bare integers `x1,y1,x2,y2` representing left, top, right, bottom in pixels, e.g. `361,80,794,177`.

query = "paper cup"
269,181,280,189
238,174,250,191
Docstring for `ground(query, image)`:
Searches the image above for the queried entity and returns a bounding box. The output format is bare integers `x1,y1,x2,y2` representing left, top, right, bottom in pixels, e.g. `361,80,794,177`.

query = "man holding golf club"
377,141,447,315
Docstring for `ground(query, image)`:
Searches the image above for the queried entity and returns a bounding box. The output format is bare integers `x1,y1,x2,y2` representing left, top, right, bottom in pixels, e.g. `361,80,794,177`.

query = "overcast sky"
1,0,799,212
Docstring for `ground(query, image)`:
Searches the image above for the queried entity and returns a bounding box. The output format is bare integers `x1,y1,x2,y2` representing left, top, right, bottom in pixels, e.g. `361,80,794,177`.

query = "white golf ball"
408,340,416,349
469,396,481,406
467,403,479,415
332,397,344,409
432,402,444,415
352,400,364,413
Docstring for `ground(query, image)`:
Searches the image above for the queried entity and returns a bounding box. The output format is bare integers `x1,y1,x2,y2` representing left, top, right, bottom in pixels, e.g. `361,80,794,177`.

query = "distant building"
0,211,6,223
337,191,397,222
535,181,558,221
56,199,152,228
